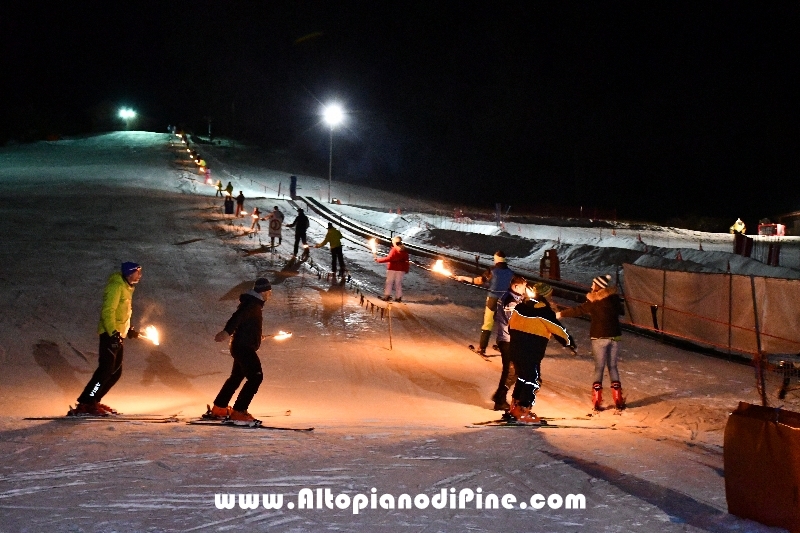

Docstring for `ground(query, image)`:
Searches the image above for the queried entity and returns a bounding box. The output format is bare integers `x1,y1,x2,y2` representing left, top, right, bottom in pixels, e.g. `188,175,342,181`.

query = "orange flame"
142,325,160,345
274,331,292,341
369,238,377,254
432,259,453,277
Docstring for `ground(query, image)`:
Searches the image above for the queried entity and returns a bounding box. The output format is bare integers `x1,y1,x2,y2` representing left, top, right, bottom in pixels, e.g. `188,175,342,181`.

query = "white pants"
384,270,405,298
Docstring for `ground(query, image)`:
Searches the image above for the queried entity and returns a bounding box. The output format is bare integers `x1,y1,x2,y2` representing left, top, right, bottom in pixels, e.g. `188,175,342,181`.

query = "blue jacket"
493,288,525,343
483,262,514,298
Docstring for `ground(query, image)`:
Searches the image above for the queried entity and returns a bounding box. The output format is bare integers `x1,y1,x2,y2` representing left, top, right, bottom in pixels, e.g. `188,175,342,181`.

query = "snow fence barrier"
723,402,800,532
622,263,800,356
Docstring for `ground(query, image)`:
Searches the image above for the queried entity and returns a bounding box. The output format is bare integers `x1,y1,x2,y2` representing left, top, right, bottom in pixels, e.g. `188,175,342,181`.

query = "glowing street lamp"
323,104,344,203
118,107,136,130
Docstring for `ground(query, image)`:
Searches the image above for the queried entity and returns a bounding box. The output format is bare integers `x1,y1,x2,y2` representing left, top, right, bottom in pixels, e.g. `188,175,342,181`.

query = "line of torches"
175,133,212,183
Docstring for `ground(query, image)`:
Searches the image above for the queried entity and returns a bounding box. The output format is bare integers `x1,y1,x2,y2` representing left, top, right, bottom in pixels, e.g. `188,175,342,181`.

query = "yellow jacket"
97,272,135,336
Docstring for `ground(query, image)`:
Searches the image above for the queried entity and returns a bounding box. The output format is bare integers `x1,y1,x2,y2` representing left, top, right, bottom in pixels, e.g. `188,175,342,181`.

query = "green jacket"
97,271,135,336
318,227,343,249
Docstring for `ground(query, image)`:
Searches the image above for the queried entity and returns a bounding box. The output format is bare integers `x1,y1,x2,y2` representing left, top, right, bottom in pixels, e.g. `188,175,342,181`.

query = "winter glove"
109,331,122,351
127,327,139,339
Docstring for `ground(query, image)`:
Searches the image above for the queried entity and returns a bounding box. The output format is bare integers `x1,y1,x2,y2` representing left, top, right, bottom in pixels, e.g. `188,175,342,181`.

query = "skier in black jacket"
557,274,626,410
208,277,272,425
286,208,310,257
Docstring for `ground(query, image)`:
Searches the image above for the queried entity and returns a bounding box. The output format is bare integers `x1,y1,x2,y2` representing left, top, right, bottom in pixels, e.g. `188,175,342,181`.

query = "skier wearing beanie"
557,274,626,410
208,277,273,425
73,262,143,416
507,288,576,424
286,208,310,258
455,250,514,355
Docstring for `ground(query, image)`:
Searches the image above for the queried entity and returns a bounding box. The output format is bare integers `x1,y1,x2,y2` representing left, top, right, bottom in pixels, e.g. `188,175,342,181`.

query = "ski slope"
0,132,790,532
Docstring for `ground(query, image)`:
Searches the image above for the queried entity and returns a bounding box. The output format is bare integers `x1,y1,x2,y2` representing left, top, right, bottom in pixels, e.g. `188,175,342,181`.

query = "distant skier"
73,262,143,416
508,286,576,424
455,250,514,355
235,191,245,217
267,206,285,247
315,222,346,278
490,275,528,410
250,207,261,233
208,277,273,425
557,274,625,410
376,236,410,302
286,208,310,258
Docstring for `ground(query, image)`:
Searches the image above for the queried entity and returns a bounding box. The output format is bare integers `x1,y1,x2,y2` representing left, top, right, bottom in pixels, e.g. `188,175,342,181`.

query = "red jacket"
376,245,410,272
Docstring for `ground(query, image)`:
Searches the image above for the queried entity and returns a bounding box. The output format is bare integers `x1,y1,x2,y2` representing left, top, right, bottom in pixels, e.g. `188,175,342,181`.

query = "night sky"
2,2,799,224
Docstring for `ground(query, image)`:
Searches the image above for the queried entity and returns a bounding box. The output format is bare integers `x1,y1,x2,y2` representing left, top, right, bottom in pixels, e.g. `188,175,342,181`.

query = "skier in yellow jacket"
73,262,143,416
315,222,345,278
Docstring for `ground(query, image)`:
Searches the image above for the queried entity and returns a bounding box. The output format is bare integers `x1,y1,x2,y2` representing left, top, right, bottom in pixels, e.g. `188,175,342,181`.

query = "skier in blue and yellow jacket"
507,285,576,424
455,250,514,355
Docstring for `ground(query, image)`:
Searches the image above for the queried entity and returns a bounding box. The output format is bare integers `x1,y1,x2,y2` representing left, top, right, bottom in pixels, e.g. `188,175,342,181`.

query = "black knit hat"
253,278,272,293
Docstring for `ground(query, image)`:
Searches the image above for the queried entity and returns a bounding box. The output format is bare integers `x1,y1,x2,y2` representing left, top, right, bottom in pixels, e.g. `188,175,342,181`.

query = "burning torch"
431,259,454,279
266,330,293,341
132,325,160,345
368,238,377,257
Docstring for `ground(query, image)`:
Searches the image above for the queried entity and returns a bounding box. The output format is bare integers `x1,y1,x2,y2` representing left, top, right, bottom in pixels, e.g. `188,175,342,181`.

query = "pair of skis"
468,413,609,429
187,408,313,432
25,408,313,432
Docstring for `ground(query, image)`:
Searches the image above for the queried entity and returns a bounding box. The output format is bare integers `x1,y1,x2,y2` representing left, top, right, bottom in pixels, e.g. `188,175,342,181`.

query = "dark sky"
2,1,799,223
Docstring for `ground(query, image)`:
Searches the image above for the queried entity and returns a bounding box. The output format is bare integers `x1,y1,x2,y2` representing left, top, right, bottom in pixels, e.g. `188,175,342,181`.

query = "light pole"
323,104,344,203
118,108,136,130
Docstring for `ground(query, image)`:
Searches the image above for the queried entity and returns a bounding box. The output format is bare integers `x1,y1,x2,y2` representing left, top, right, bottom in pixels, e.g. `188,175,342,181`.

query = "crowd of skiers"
459,251,626,425
72,244,625,426
72,162,624,426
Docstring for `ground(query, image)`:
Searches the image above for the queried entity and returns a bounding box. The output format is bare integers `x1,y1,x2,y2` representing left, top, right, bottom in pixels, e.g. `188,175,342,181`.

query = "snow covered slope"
0,132,790,532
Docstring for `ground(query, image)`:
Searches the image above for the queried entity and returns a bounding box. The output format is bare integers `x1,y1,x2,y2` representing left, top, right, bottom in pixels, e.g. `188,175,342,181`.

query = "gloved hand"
127,327,139,339
567,341,578,355
109,331,122,350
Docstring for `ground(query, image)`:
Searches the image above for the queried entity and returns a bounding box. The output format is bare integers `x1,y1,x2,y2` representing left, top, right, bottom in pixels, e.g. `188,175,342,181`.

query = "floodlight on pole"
118,108,136,130
323,104,344,203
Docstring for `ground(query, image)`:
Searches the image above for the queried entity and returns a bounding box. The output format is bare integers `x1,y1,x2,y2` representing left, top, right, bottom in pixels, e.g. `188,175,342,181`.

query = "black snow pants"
330,246,345,274
293,231,308,256
213,345,263,412
494,341,517,394
510,352,543,408
78,333,124,404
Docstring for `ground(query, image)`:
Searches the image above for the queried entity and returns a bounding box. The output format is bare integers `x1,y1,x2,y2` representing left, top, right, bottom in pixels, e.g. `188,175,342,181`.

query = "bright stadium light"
323,104,344,203
323,104,344,128
118,107,136,130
